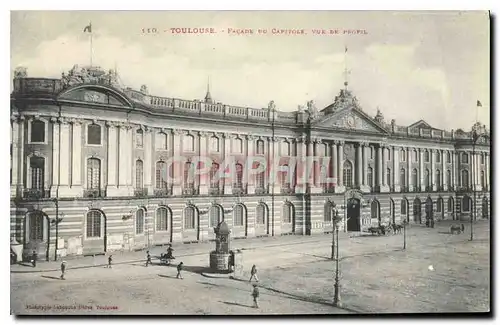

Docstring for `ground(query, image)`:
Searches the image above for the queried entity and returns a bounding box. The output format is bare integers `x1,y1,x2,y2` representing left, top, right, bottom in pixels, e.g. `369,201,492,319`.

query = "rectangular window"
87,124,102,145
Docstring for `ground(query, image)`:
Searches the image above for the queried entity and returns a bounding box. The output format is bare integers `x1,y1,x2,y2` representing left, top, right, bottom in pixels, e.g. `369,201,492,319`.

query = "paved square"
11,221,490,315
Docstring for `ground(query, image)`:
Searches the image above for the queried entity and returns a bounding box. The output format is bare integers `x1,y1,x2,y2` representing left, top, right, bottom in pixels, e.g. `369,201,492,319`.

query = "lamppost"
333,208,343,307
470,123,486,241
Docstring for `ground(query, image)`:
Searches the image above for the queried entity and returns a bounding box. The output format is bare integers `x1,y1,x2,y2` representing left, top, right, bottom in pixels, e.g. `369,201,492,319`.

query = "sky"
10,10,490,130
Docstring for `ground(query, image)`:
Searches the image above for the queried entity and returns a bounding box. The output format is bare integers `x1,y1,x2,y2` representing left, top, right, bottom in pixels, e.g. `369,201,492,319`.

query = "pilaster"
335,141,345,193
223,133,233,195
144,127,153,194
57,118,72,197
199,132,209,195
431,149,436,191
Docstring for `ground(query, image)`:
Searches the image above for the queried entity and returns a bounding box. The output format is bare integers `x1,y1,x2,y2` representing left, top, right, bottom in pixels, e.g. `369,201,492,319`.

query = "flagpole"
90,30,93,67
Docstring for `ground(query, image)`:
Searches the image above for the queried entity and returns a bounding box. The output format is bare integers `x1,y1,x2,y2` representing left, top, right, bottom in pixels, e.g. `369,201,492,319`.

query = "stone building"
10,65,491,260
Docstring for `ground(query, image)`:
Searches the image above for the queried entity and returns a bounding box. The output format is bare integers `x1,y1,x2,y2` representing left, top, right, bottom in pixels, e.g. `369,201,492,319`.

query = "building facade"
10,65,491,260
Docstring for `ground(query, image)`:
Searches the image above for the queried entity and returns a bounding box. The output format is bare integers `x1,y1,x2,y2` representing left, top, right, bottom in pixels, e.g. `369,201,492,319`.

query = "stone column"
172,129,183,195
10,115,21,197
223,133,233,195
431,149,436,191
486,153,490,190
335,141,345,193
453,151,458,190
380,144,389,193
310,139,322,194
393,146,400,192
442,150,447,191
361,142,369,193
331,141,338,190
356,143,362,187
377,145,383,189
106,122,119,196
295,137,307,194
475,153,480,190
144,127,153,194
407,147,412,191
126,125,134,189
58,118,72,197
68,119,83,197
247,135,256,194
199,132,209,195
271,137,280,194
49,117,59,197
419,149,424,191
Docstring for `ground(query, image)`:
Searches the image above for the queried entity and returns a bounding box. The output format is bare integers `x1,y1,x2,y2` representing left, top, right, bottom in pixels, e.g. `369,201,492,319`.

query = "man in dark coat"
249,264,259,282
108,255,113,268
177,262,184,279
145,251,152,267
31,250,38,268
252,284,260,308
60,261,67,280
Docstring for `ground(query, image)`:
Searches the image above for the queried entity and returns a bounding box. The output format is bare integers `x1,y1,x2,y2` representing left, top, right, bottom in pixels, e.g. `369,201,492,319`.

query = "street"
11,221,490,315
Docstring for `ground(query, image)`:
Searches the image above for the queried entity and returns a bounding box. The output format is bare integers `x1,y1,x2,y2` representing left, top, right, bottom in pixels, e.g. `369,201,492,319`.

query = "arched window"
387,148,391,161
156,132,168,150
184,134,195,151
29,212,44,241
210,136,220,152
233,205,244,226
436,151,441,163
371,200,380,221
413,198,422,222
446,170,452,188
413,149,418,161
184,206,196,229
437,197,443,213
424,150,430,162
481,154,485,164
401,199,408,215
256,204,267,225
136,129,144,148
447,197,454,212
447,151,451,163
412,169,418,188
136,160,144,189
462,196,471,212
400,149,406,162
86,210,102,238
255,162,265,189
282,203,293,223
210,162,220,188
386,168,391,186
87,158,101,190
424,169,430,188
30,157,45,190
156,207,169,231
30,120,45,143
234,138,243,153
324,202,334,222
136,209,145,234
367,167,373,187
234,163,243,189
400,168,406,187
481,171,485,188
209,205,222,227
343,161,353,188
461,170,469,188
87,124,101,145
370,147,374,159
280,164,290,189
184,161,194,189
461,153,469,164
256,140,265,154
155,161,168,189
436,169,441,188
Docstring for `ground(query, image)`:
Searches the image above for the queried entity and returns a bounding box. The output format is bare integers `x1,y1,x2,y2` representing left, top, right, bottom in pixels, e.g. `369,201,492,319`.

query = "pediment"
57,85,133,107
314,107,388,134
409,119,433,129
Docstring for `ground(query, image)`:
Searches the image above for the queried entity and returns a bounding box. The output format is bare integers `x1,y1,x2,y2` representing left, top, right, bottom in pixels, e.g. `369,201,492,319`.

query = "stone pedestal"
209,251,230,272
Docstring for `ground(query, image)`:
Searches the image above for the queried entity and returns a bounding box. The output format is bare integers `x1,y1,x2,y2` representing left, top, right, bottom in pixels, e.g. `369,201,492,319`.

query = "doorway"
346,198,361,231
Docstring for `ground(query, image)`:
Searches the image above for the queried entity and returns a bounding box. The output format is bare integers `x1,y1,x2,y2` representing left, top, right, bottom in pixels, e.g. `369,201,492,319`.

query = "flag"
477,100,482,107
83,23,92,33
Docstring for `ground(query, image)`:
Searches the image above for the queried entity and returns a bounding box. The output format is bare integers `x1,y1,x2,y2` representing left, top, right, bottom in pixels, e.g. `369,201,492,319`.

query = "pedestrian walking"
461,223,465,233
249,264,259,282
31,250,37,268
145,251,152,267
251,284,260,308
108,255,113,268
176,262,184,279
60,261,67,280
